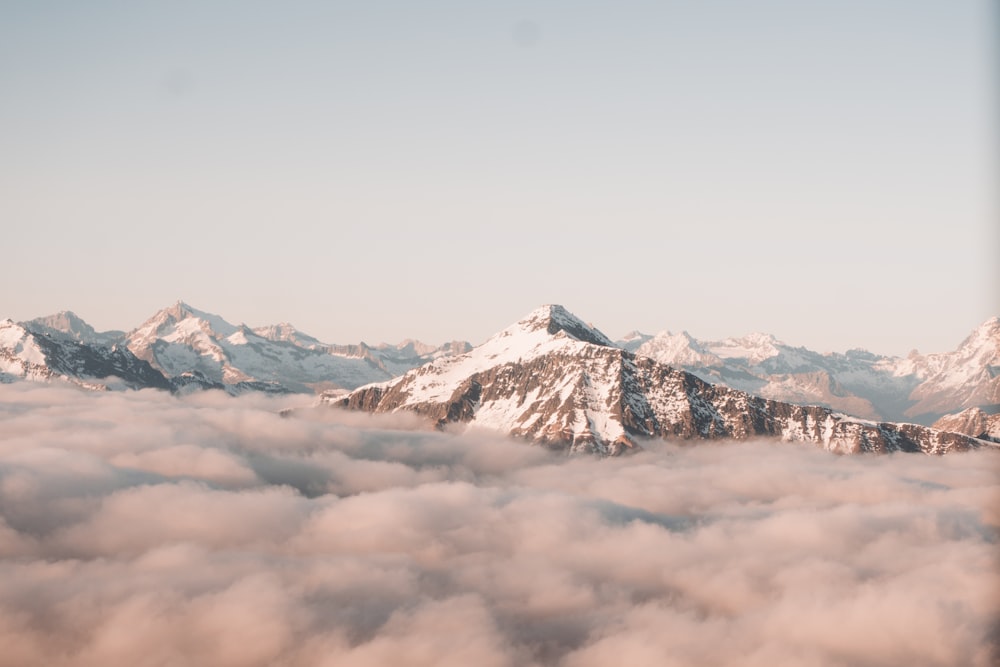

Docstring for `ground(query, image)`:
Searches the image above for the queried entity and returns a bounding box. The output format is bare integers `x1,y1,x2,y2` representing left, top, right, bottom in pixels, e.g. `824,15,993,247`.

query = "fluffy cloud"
0,383,997,666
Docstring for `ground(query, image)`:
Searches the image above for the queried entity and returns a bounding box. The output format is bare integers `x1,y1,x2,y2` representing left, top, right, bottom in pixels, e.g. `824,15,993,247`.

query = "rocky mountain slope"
625,316,1000,425
331,306,990,456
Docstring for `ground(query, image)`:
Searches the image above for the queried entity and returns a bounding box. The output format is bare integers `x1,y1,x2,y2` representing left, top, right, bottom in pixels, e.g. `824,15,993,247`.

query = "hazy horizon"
1,1,997,356
6,297,998,358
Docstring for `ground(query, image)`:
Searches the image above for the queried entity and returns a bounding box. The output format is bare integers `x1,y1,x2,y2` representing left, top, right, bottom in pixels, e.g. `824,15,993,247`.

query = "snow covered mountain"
24,311,125,346
5,301,995,425
122,301,469,394
627,317,1000,425
332,306,989,456
903,316,1000,420
1,319,171,391
250,324,472,378
3,303,470,395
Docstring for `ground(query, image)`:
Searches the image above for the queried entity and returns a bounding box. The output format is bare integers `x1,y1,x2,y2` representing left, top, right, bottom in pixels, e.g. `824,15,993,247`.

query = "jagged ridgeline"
1,302,471,395
3,303,997,455
330,306,993,456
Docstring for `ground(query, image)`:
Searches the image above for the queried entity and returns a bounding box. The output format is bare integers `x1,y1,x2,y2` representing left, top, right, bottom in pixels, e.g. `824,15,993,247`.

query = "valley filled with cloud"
0,384,997,666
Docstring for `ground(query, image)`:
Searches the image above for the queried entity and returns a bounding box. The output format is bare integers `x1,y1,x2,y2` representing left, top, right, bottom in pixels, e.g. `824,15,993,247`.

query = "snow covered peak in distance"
251,322,327,350
636,330,720,368
615,330,653,353
24,311,124,345
130,300,238,344
124,301,389,391
125,302,237,381
629,315,1000,424
905,316,1000,420
712,332,783,366
119,301,474,394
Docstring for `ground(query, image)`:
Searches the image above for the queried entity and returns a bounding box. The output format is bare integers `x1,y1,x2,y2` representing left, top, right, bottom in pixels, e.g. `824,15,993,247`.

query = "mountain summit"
332,306,989,456
904,316,1000,420
25,311,124,345
517,304,615,347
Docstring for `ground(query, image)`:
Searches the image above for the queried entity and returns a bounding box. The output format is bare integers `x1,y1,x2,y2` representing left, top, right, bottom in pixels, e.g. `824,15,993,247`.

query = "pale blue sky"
1,1,996,354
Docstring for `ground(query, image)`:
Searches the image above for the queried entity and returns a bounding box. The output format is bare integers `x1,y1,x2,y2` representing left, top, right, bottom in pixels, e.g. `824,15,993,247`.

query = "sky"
1,1,996,355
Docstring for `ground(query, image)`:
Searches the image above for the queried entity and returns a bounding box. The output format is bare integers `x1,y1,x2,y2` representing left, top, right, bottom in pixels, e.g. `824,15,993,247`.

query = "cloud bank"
0,383,997,666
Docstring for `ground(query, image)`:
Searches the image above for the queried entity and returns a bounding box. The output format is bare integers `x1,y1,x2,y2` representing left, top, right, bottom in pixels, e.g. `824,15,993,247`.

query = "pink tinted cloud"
0,384,996,666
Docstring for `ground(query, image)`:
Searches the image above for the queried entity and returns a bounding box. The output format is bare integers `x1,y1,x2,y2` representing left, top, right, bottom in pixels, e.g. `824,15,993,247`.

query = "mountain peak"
167,300,199,318
24,311,123,345
729,331,780,347
145,300,192,324
973,316,1000,338
131,302,238,343
954,316,999,356
516,304,614,347
635,329,719,368
31,310,91,332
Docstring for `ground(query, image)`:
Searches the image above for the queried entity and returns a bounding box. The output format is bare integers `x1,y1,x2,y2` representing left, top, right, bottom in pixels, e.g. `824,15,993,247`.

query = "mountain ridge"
622,315,999,425
5,302,472,395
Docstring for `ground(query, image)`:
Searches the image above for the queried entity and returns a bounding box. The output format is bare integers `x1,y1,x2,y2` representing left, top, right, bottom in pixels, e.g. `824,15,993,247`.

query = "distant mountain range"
2,302,997,454
1,301,470,395
618,316,1000,425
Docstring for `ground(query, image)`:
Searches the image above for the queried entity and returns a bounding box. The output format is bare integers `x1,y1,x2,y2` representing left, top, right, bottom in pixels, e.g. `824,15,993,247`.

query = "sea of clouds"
0,383,997,666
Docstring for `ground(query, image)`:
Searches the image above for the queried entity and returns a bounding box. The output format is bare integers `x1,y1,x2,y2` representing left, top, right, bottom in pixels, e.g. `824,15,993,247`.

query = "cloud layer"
0,383,997,666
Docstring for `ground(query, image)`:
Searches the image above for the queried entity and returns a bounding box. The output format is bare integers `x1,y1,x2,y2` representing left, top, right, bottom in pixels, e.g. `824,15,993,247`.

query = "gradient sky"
1,1,996,355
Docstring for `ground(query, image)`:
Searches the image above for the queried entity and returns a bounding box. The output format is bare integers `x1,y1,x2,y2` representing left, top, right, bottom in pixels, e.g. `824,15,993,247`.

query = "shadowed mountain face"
332,306,990,456
1,319,171,391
